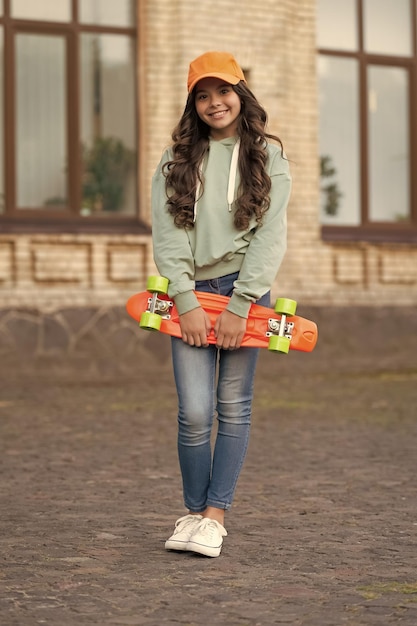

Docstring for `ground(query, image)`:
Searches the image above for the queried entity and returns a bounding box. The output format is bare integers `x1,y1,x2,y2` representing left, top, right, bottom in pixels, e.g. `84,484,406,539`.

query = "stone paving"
0,305,417,625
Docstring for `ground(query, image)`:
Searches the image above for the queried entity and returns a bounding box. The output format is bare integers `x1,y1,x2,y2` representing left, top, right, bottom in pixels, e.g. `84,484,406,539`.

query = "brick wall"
0,234,156,310
143,0,417,307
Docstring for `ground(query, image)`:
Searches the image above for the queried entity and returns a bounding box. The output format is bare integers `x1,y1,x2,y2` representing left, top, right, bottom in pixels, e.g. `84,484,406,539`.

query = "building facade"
0,0,416,347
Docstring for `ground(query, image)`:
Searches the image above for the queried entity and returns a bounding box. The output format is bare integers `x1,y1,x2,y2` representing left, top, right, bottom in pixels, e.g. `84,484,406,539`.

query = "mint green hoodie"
151,136,291,318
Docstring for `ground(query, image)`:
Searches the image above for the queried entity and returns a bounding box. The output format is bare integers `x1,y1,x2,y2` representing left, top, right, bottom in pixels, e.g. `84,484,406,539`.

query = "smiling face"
194,77,242,140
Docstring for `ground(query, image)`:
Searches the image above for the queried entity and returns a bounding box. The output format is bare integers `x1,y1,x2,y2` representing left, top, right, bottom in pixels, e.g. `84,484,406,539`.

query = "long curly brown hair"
163,81,283,230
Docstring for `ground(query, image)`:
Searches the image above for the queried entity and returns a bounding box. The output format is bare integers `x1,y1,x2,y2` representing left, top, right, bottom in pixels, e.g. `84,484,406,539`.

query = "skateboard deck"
126,288,318,353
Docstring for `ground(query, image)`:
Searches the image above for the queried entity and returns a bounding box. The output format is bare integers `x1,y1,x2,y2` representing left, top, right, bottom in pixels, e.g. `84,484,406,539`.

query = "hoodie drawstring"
193,167,202,223
193,139,240,222
227,139,240,212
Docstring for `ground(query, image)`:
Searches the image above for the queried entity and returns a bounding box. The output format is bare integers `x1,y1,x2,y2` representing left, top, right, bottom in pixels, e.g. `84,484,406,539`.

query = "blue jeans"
171,272,270,512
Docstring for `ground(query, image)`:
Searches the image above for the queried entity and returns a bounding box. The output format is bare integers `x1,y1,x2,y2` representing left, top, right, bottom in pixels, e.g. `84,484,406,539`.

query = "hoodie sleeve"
226,147,291,318
151,150,200,315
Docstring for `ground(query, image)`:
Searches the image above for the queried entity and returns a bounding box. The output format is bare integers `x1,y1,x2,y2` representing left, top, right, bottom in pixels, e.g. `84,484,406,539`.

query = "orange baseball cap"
187,51,246,93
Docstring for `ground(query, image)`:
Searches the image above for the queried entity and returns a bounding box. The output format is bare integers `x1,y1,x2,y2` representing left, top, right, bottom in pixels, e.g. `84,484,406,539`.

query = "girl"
151,51,291,557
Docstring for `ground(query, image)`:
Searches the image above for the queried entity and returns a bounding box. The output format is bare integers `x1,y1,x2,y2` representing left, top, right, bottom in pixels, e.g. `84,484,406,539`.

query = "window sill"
0,217,152,235
322,225,417,244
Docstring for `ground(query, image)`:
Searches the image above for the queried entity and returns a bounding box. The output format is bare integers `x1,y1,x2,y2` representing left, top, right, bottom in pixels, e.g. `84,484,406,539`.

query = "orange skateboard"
126,276,317,353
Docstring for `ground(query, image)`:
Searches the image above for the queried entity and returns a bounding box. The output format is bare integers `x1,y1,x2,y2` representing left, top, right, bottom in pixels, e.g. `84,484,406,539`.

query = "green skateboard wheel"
274,297,297,316
146,275,169,294
268,335,291,354
139,311,162,331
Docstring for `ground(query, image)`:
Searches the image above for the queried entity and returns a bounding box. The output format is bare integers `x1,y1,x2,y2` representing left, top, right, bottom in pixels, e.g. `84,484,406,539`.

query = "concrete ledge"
0,305,416,377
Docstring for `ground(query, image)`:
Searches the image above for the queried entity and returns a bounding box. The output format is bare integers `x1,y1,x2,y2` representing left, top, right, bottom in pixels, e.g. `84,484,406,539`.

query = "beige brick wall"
143,0,417,306
0,234,156,312
1,0,416,313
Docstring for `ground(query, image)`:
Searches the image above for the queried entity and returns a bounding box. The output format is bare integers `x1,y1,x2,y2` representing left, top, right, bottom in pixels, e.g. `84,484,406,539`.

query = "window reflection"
16,34,67,209
80,0,135,27
317,0,358,51
368,66,410,222
318,56,360,226
11,0,71,22
80,34,136,216
364,0,412,56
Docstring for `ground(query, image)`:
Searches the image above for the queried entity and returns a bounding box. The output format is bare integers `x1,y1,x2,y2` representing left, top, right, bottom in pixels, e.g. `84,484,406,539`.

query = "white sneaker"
187,518,227,557
165,514,203,551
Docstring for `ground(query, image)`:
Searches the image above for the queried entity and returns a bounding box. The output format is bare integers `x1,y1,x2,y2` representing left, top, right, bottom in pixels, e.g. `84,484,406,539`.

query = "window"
1,0,141,231
317,0,417,242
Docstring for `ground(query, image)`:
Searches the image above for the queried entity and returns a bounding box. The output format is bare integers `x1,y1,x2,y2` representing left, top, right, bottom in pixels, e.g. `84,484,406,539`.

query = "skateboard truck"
266,317,294,341
146,294,173,318
265,298,297,353
139,276,171,331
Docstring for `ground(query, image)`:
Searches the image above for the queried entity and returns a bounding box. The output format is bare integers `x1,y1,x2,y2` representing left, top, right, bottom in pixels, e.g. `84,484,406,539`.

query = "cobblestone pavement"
1,306,417,625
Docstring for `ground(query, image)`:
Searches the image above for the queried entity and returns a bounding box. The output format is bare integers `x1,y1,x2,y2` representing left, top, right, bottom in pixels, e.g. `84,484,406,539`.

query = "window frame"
318,0,417,243
0,0,148,234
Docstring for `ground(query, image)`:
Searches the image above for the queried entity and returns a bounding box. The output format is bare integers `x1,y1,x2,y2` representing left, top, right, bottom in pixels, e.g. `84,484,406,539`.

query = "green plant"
320,155,343,216
82,136,134,213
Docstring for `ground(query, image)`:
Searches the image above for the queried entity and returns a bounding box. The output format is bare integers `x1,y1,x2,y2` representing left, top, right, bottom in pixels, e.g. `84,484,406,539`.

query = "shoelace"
195,518,226,537
175,514,201,531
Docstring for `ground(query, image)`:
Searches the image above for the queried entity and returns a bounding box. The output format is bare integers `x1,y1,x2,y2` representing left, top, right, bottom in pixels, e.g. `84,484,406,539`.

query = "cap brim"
188,72,243,93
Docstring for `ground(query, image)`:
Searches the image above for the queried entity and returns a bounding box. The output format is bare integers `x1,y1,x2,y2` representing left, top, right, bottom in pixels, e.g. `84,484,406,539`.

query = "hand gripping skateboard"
126,276,318,353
